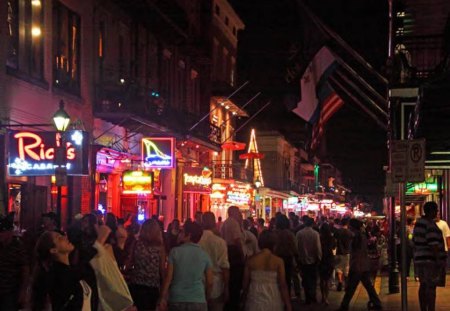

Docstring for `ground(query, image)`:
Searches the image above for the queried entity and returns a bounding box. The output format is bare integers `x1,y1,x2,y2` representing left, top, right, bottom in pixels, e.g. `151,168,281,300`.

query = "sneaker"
337,282,343,291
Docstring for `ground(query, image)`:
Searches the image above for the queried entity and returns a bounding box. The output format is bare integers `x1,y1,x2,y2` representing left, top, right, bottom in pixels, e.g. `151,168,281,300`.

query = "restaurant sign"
183,167,212,193
7,130,89,176
142,137,175,169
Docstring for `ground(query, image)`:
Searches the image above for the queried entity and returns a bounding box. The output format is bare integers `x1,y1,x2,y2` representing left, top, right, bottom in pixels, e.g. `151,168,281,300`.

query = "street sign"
390,139,425,183
407,139,425,182
391,140,409,183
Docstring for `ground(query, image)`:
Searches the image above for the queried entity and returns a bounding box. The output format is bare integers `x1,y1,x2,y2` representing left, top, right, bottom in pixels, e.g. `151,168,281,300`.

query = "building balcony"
212,161,254,183
94,82,221,146
394,34,446,86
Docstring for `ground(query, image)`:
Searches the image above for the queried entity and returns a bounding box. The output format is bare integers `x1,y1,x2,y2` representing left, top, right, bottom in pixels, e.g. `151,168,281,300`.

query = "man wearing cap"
0,214,30,310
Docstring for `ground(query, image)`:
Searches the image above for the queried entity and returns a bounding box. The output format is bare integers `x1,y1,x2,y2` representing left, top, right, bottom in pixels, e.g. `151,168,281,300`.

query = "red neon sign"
14,132,75,161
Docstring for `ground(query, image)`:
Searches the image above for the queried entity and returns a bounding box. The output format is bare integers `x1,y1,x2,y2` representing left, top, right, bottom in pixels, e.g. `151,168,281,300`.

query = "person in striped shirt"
413,201,447,311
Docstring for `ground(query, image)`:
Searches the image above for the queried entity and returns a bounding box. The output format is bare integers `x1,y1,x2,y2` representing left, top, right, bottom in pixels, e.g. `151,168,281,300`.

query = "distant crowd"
0,201,448,311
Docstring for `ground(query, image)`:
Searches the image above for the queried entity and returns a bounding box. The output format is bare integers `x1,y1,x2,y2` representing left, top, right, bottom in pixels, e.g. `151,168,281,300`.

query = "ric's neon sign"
14,132,76,161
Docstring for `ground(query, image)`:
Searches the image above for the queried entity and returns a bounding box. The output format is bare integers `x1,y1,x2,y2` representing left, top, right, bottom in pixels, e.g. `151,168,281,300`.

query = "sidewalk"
350,274,450,311
292,274,450,311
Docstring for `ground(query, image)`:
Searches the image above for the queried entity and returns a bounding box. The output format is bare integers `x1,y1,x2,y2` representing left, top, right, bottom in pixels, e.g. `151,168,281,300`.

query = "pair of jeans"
300,263,318,303
340,270,381,309
129,284,159,310
225,245,244,311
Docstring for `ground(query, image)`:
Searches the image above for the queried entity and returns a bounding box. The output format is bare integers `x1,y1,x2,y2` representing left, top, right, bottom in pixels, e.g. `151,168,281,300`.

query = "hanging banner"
142,137,175,169
7,130,89,176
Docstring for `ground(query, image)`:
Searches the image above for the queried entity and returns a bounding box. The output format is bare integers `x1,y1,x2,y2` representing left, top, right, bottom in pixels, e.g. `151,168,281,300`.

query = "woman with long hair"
31,231,92,311
319,223,336,305
127,219,166,311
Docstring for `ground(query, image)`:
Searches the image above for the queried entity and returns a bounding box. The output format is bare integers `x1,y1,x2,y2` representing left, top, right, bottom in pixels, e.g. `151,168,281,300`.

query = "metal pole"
57,185,62,230
387,0,400,295
400,182,407,310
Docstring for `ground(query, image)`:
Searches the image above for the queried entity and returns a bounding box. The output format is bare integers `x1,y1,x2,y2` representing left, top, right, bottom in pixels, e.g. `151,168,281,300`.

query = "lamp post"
254,178,261,218
52,100,70,229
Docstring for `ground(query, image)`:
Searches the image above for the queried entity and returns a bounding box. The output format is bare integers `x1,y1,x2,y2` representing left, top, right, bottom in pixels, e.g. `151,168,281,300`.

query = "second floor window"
53,2,81,94
7,0,44,80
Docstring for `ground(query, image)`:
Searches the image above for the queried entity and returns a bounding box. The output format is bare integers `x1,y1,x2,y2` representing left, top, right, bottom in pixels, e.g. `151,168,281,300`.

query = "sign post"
390,138,425,311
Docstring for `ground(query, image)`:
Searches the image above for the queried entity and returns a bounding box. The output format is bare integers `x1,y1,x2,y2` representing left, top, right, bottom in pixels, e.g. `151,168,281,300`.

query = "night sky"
230,0,389,209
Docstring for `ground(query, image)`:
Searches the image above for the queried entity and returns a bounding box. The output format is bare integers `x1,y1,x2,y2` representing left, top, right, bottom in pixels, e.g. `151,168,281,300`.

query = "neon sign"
142,137,175,169
226,183,252,207
122,170,153,194
184,167,212,186
183,167,212,193
7,130,88,176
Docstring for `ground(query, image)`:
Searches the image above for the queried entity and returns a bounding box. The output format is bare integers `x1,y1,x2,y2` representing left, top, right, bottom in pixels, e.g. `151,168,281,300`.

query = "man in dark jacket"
336,219,382,311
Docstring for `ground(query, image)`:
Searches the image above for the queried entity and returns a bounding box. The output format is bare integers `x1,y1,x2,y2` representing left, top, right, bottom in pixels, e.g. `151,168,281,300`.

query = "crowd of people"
0,207,382,311
0,201,448,311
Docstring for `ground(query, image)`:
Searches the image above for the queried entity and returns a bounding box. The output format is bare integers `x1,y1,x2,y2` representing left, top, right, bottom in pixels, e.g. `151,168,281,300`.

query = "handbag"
90,241,134,311
122,240,137,280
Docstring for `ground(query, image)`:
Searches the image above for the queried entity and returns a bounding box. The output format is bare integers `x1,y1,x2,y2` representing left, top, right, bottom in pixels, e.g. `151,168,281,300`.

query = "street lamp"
52,100,70,229
254,179,262,217
254,178,261,189
53,100,71,131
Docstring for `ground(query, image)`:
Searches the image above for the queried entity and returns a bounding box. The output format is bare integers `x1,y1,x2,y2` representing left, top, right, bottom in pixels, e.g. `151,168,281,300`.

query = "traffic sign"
390,139,425,183
407,139,425,182
391,140,409,183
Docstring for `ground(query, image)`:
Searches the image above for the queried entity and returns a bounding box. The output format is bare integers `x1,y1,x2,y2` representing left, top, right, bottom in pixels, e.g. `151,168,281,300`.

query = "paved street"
292,274,450,311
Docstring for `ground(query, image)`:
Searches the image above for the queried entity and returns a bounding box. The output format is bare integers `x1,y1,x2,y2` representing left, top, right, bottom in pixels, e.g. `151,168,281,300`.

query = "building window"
53,2,81,94
7,0,44,80
233,26,237,36
215,5,220,16
225,16,229,26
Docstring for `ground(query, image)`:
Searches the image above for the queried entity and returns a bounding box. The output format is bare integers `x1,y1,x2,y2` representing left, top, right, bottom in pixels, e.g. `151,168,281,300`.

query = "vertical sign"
391,139,425,183
407,139,425,182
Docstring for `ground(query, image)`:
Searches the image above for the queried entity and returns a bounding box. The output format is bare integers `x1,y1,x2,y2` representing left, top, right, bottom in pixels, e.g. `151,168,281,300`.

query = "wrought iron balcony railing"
94,82,220,145
212,161,254,183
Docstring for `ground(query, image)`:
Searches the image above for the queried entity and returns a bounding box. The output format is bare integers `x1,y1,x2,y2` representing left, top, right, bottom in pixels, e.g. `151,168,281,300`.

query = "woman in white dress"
241,230,292,311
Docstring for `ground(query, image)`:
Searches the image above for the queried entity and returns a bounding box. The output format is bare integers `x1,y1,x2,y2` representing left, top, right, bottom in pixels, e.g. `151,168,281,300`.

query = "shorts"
335,254,350,276
416,261,446,287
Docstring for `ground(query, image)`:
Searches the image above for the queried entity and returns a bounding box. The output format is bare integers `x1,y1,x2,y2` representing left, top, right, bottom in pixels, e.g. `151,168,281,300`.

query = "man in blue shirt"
159,221,213,311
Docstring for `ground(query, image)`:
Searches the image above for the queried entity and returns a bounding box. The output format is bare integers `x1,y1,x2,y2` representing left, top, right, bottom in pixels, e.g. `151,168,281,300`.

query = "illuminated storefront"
257,188,291,219
210,181,254,219
181,167,212,219
5,130,89,229
120,170,155,219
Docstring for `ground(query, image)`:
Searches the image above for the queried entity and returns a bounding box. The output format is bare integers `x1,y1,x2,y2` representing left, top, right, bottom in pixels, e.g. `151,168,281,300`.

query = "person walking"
319,223,336,305
199,212,230,311
220,206,245,310
334,217,353,291
413,201,447,311
241,230,292,311
336,219,382,311
159,221,213,311
126,219,166,311
296,216,322,305
273,214,298,299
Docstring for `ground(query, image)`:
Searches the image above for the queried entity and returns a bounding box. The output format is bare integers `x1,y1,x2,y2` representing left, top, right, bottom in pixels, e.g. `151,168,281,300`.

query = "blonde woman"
127,219,166,311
